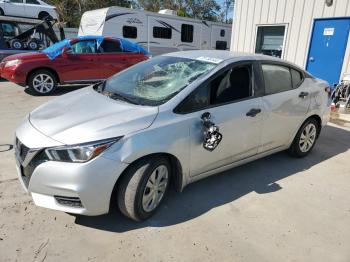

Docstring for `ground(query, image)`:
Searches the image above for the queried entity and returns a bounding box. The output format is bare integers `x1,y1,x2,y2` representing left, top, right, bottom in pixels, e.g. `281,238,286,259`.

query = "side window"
153,27,172,39
181,24,193,43
262,64,292,95
26,0,40,4
177,64,253,113
70,40,97,54
99,40,122,53
216,41,227,50
123,26,137,39
220,29,225,37
291,68,303,88
10,0,23,3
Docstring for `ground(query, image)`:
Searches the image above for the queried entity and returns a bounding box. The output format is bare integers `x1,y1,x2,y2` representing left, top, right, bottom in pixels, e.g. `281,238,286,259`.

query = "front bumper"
0,63,26,85
15,119,128,216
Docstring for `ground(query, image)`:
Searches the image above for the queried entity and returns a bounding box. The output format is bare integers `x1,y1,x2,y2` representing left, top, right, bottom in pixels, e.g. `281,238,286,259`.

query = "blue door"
307,18,350,85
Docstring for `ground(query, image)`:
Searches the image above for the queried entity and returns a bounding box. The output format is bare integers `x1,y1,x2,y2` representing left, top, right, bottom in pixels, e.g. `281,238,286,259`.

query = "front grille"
15,137,48,188
15,138,30,163
22,151,49,187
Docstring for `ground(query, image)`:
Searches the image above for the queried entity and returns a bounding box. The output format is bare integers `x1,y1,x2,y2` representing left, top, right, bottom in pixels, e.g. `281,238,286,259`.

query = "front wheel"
288,118,319,157
117,156,171,221
28,69,58,95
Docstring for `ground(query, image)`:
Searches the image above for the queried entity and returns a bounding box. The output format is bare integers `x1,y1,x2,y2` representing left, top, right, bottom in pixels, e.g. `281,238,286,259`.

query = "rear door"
97,39,137,79
58,39,101,82
23,0,41,18
176,61,264,177
259,62,311,153
4,0,25,16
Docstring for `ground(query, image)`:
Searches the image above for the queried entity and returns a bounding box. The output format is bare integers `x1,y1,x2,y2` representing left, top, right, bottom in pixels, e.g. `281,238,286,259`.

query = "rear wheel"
28,69,58,95
117,156,171,221
288,118,319,157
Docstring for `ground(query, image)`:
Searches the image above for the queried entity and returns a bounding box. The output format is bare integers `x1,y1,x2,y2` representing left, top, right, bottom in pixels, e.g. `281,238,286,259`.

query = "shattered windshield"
98,56,217,106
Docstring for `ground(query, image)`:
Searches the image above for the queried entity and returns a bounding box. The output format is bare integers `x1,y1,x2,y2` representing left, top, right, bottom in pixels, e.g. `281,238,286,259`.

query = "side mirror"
62,48,72,57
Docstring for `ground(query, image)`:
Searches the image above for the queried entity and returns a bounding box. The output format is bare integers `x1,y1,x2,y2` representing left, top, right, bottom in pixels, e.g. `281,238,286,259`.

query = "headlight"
45,137,122,163
4,59,21,68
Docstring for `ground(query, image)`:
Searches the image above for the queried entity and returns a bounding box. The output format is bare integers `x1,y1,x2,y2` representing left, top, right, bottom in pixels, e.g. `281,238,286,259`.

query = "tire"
28,69,58,95
288,118,319,158
117,156,171,221
27,39,39,50
10,39,24,50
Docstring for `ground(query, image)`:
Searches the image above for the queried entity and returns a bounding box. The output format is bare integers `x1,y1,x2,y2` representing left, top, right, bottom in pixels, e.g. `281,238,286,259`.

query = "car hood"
29,86,159,145
3,52,47,62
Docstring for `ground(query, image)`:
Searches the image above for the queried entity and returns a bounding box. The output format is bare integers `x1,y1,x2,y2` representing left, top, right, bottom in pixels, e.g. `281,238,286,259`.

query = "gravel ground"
0,82,350,262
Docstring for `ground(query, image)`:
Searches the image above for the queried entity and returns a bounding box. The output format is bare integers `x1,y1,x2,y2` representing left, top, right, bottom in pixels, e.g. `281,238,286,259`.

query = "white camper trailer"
78,6,232,55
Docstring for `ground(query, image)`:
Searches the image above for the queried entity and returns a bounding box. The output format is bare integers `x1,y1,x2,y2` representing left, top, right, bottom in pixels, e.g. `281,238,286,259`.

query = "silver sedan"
14,51,331,221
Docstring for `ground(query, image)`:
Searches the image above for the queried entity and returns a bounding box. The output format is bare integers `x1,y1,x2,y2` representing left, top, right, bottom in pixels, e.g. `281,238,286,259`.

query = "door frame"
305,17,350,83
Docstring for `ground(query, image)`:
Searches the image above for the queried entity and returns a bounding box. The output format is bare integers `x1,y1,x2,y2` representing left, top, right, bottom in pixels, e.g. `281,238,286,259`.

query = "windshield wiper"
109,92,139,105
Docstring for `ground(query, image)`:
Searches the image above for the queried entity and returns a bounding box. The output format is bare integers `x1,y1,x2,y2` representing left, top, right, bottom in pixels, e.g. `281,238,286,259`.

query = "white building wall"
231,0,350,79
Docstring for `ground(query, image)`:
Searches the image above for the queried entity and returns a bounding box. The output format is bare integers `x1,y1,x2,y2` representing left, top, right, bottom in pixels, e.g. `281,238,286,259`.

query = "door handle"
246,108,261,117
299,92,309,98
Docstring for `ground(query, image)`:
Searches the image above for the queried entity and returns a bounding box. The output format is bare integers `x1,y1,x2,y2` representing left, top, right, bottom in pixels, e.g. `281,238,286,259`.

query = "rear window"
291,68,303,88
262,64,292,95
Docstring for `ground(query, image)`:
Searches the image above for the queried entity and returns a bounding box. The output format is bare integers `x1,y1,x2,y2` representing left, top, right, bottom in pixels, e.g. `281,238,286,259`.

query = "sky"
218,0,234,20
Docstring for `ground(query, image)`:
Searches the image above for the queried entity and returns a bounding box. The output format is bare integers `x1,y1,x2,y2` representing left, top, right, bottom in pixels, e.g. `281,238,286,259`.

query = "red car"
0,36,149,95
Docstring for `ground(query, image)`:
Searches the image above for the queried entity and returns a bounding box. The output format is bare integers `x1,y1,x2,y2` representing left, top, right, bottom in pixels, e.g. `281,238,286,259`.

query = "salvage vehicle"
0,36,149,95
14,51,331,221
0,0,58,20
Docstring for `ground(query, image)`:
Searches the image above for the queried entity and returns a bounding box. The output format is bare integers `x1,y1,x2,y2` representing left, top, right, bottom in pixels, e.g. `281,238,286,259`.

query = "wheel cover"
299,123,317,153
29,42,37,49
13,42,21,49
142,165,169,213
32,74,54,93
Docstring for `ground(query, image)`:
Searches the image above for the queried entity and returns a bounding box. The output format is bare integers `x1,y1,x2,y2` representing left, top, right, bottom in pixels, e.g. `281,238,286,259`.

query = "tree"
137,0,221,21
46,0,137,27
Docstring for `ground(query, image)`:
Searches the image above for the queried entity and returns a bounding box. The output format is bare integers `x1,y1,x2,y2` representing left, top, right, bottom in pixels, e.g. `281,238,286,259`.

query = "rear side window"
99,40,122,53
123,26,137,39
153,27,172,39
181,24,194,43
291,68,303,88
262,64,292,95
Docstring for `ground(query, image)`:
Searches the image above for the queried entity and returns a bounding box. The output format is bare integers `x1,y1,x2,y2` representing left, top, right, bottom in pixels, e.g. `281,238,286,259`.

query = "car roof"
162,50,294,66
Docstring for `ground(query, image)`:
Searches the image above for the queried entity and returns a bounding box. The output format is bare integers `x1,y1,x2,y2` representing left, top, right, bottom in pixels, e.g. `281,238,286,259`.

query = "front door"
307,18,350,85
4,0,25,16
58,39,101,82
177,62,264,177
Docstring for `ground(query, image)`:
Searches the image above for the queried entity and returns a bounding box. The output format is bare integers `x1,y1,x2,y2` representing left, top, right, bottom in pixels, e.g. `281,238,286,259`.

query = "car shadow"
24,84,88,96
74,124,350,232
